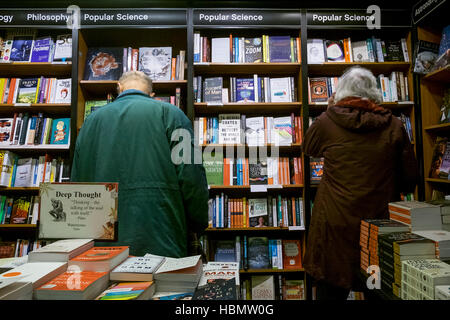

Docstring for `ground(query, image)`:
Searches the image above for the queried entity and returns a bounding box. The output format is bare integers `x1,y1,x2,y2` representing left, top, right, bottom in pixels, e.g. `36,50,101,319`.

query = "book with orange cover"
35,271,109,300
171,57,176,80
282,239,302,269
68,246,129,272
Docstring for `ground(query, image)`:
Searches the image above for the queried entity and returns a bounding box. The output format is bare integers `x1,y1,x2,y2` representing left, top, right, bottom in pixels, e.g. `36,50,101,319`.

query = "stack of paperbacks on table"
68,246,129,272
150,254,202,293
34,271,109,300
193,262,239,300
110,255,166,282
0,261,67,299
28,239,94,263
95,281,155,300
0,256,28,273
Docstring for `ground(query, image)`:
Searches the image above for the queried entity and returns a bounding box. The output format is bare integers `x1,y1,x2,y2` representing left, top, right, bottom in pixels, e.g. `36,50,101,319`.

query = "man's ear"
117,83,123,94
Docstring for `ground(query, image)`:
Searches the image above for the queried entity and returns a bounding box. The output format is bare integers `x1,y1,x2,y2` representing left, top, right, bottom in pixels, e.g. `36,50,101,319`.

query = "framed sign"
39,182,118,241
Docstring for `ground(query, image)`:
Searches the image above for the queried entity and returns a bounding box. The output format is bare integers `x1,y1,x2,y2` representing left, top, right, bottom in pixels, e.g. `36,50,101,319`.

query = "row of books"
195,114,302,146
308,72,411,105
211,236,302,271
0,195,39,225
83,47,185,81
195,76,297,104
0,33,72,63
0,153,70,188
194,34,301,64
0,116,70,147
430,137,450,181
0,77,71,105
307,37,409,64
204,156,303,186
241,275,305,300
0,239,48,259
208,195,305,229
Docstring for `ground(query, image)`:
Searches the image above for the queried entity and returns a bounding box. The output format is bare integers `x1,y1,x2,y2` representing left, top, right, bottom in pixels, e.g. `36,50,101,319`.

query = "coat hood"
325,96,392,132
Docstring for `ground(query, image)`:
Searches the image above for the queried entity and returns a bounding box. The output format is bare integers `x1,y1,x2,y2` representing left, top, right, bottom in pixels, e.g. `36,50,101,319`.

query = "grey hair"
118,71,153,94
334,66,382,104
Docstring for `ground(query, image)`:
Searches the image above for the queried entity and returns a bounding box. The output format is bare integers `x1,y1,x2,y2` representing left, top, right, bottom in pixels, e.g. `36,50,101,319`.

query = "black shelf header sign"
0,9,71,26
307,10,410,27
193,10,301,26
412,0,447,25
80,9,187,26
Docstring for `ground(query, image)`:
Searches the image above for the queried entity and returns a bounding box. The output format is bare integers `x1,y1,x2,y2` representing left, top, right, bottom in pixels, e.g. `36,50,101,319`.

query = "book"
35,271,109,300
214,240,236,262
307,39,325,64
110,256,165,282
244,37,263,63
385,40,404,62
13,157,33,188
430,137,448,178
378,232,436,256
310,157,324,184
54,79,71,104
325,40,345,62
413,230,450,259
30,37,53,62
269,77,291,103
53,34,72,61
435,285,450,300
16,78,39,104
138,47,172,81
248,198,268,227
203,77,223,103
236,78,255,103
218,114,241,145
96,281,155,300
249,158,268,185
193,278,237,300
389,201,442,231
0,281,32,300
245,116,265,146
247,237,270,269
283,279,305,300
272,116,293,146
68,246,129,272
84,47,123,80
49,118,70,145
0,262,67,290
0,118,13,146
28,239,94,263
203,151,223,186
211,38,230,63
352,40,370,62
10,36,33,62
251,275,275,300
84,100,108,120
308,77,328,104
282,239,302,269
269,36,291,62
413,40,440,74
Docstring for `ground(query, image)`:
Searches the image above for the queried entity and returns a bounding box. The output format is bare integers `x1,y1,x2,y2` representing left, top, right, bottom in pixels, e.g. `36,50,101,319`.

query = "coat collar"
116,89,151,100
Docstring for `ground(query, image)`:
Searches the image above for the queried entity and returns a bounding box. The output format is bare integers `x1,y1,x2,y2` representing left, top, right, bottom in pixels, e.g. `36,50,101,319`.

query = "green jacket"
71,89,209,257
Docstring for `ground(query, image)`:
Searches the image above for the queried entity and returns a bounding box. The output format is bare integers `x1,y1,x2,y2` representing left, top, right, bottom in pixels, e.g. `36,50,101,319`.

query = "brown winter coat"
303,96,418,289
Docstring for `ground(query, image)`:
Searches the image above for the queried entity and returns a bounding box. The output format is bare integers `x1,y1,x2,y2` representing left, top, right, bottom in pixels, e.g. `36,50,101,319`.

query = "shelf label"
412,0,447,25
194,9,301,26
207,102,223,107
307,9,410,27
288,226,305,231
0,9,71,26
14,103,32,107
267,184,283,189
251,185,268,192
80,9,186,26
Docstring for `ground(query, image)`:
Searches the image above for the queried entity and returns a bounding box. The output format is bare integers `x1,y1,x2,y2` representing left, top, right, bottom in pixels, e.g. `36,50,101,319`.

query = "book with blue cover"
30,37,53,62
50,118,70,145
236,78,255,103
10,36,34,62
269,36,291,62
247,237,270,269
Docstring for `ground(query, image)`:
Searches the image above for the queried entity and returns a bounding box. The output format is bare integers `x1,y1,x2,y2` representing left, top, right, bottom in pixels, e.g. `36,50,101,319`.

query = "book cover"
245,116,265,146
49,118,70,145
248,198,268,227
84,100,108,120
138,47,172,81
236,78,255,103
112,256,165,274
203,77,223,103
13,158,33,188
249,158,268,185
413,40,440,74
247,237,270,269
10,36,33,62
269,36,291,62
193,278,237,300
211,38,230,63
153,292,193,300
251,275,275,300
30,37,53,62
203,151,223,186
97,281,155,300
272,116,293,146
310,157,324,184
307,39,325,64
218,114,241,145
325,40,345,62
352,40,370,62
70,246,129,262
0,262,67,289
214,240,236,262
430,137,448,178
269,77,291,103
283,279,305,300
385,40,404,62
54,79,71,104
53,34,72,61
84,47,123,80
244,38,263,63
282,239,302,269
16,78,39,104
0,118,13,146
309,77,328,104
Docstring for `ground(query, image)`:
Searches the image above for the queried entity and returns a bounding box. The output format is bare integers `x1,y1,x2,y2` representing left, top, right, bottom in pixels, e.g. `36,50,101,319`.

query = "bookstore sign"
307,10,410,28
0,9,70,27
193,10,301,26
412,0,447,25
80,9,187,26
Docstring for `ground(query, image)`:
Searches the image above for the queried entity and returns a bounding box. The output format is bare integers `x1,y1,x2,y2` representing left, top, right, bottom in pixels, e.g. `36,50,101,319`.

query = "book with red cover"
68,246,129,272
282,240,302,269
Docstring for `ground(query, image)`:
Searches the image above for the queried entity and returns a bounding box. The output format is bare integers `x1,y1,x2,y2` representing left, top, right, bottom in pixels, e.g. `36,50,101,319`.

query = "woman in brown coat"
303,66,418,300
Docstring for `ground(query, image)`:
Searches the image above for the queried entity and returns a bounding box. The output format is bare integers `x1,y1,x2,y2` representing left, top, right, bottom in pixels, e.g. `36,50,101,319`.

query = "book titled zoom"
38,182,118,240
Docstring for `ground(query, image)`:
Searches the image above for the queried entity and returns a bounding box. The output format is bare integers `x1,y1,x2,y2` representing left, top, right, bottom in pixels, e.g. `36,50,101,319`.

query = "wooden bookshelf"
309,101,414,112
239,268,304,274
0,145,70,150
208,184,304,190
79,80,188,96
424,123,450,133
205,227,304,232
425,178,450,184
423,65,450,83
194,102,302,115
0,62,72,76
0,103,71,115
199,143,302,152
0,224,37,229
193,62,301,75
307,62,411,76
0,187,39,192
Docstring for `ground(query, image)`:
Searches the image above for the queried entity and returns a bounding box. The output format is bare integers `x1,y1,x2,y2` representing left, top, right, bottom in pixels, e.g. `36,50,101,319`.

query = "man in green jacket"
71,71,209,258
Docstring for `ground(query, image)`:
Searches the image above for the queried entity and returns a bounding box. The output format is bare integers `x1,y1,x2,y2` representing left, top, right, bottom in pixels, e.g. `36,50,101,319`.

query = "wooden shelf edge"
423,65,450,82
208,184,304,189
0,224,37,228
239,268,304,273
205,227,304,232
194,102,301,106
425,178,450,184
0,187,39,191
424,123,450,131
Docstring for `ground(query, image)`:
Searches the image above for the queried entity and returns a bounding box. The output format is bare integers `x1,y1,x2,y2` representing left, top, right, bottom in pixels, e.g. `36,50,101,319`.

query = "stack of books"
388,201,442,231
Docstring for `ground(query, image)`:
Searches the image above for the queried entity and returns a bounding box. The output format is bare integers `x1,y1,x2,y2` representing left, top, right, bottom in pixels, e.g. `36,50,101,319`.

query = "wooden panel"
194,102,301,116
307,62,410,76
194,63,301,75
0,62,71,77
0,104,71,115
423,66,450,84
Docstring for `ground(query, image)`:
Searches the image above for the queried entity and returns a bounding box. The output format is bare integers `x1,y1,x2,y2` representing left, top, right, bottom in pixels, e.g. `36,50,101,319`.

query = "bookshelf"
412,1,449,201
0,19,74,253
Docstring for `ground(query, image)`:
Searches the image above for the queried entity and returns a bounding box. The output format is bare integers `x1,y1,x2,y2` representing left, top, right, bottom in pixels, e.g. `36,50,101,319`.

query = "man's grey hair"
334,66,382,104
118,70,153,93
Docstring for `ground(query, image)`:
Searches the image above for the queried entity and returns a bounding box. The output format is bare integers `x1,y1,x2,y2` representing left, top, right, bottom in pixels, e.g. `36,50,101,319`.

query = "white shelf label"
288,226,305,231
207,102,223,107
14,103,31,107
251,185,268,193
267,184,283,189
